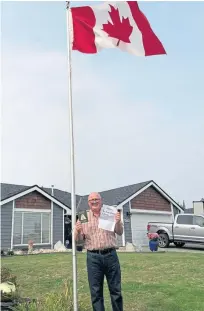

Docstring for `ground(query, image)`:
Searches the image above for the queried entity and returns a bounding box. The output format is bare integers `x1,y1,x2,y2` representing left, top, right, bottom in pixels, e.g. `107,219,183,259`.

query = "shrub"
21,247,28,252
1,267,17,285
15,280,90,311
7,249,14,256
1,250,6,257
1,267,19,302
1,249,14,256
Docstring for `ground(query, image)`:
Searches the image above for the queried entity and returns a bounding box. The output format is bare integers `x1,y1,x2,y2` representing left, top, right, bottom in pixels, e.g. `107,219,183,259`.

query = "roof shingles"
0,183,81,208
1,180,181,213
77,181,151,212
1,183,31,201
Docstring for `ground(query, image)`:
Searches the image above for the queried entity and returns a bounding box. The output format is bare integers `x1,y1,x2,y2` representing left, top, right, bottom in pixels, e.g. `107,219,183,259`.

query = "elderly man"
74,192,123,311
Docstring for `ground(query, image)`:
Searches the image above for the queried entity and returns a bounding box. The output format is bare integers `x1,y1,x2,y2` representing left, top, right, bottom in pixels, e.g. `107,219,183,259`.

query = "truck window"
177,215,193,225
193,216,204,227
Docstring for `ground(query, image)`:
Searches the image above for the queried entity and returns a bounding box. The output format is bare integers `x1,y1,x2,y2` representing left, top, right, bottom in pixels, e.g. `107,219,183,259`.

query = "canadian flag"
69,1,166,56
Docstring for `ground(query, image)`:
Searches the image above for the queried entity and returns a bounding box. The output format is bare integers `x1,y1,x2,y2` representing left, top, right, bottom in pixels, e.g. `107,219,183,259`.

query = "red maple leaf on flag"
102,5,133,46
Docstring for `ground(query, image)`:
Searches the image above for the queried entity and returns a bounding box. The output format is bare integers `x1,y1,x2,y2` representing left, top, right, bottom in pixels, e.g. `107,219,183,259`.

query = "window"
177,215,193,225
13,212,22,245
194,216,204,227
13,211,51,245
42,213,50,243
23,212,41,244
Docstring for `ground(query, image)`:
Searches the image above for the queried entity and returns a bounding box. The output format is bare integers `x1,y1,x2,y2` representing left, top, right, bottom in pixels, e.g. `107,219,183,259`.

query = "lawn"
2,252,204,311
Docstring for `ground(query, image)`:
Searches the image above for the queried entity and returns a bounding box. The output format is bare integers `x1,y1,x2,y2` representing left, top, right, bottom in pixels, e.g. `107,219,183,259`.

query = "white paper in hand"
98,205,117,232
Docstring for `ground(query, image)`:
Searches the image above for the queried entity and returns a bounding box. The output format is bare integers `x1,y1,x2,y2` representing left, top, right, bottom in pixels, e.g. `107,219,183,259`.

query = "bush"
1,249,14,256
7,250,14,256
21,248,28,252
1,250,6,256
15,280,90,311
1,267,19,303
1,267,17,285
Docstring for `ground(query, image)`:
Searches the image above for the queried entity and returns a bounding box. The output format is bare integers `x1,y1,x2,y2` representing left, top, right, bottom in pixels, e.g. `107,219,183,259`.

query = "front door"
64,216,72,248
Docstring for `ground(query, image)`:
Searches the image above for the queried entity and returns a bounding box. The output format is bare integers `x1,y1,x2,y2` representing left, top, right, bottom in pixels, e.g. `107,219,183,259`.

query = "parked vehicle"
147,214,204,248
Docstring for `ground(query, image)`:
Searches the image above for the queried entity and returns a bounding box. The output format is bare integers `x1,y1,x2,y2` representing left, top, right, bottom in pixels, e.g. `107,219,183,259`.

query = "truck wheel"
158,233,169,248
174,242,185,248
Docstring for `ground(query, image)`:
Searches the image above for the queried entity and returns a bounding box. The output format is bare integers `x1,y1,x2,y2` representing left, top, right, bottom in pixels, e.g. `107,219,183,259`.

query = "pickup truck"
147,213,204,248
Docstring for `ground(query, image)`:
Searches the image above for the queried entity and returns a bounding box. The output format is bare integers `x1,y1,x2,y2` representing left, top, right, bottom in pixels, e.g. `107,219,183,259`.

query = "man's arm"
74,228,84,241
114,221,123,236
74,220,84,241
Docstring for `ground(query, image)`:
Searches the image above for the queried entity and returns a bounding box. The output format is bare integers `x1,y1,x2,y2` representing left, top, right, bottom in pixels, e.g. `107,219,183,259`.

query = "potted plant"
147,233,159,252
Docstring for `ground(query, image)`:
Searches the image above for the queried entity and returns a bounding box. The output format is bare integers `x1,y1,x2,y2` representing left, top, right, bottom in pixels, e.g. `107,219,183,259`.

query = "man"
74,192,123,311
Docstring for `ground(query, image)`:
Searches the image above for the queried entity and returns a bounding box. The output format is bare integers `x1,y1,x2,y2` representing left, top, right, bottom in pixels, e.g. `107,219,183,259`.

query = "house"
0,184,80,251
184,208,194,214
77,180,184,247
184,199,204,215
193,199,204,215
0,180,183,250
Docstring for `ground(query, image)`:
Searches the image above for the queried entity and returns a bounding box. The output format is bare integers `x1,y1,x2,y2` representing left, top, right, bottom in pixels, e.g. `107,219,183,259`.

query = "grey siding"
1,202,13,249
123,202,132,244
53,203,64,246
173,205,181,218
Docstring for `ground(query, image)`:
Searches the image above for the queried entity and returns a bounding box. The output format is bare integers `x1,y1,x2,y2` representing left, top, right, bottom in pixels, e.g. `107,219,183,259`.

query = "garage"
131,211,173,246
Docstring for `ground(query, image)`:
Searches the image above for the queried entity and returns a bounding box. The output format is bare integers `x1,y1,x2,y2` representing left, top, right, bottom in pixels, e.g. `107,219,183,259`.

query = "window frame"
13,209,51,246
176,214,194,225
193,216,204,227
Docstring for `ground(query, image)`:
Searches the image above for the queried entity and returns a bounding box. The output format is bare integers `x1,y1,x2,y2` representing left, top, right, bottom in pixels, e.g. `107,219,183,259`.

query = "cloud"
1,43,204,209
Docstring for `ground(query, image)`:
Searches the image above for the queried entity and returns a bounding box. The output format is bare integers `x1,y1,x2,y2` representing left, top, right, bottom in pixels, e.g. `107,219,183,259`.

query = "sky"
1,1,204,209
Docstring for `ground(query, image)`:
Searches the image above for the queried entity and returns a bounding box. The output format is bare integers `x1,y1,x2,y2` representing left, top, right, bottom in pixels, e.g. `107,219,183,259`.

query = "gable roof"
0,183,81,211
77,180,184,213
77,180,152,212
40,187,81,208
1,183,31,201
1,180,183,214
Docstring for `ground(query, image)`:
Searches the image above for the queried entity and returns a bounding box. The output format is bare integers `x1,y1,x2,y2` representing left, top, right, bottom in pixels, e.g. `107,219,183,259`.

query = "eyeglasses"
88,198,100,203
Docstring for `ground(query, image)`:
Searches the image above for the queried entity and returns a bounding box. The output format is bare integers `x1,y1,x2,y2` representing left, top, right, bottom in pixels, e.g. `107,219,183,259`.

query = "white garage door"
131,212,173,246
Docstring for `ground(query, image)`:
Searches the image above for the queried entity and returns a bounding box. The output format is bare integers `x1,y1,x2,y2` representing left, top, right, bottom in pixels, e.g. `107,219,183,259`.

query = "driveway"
166,243,204,253
134,243,204,253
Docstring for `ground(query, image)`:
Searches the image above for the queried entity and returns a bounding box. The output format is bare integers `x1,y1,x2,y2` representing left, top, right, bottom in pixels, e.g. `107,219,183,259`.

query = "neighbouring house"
184,208,194,214
184,199,204,215
0,180,184,250
190,199,204,215
193,199,204,215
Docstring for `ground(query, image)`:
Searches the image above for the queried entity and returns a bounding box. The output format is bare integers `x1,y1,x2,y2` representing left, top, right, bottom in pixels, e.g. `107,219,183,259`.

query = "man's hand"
114,211,123,236
115,211,121,224
74,220,83,241
75,220,82,233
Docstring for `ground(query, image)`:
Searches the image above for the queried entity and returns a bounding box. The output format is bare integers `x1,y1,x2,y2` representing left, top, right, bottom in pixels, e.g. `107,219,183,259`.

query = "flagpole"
66,2,78,311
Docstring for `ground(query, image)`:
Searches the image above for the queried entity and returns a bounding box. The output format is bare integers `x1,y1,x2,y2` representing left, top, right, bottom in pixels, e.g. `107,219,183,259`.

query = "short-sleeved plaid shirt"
80,209,123,250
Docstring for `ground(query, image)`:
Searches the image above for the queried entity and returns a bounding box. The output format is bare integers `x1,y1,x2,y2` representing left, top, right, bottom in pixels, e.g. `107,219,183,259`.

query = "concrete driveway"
119,243,204,253
133,243,204,253
166,243,204,253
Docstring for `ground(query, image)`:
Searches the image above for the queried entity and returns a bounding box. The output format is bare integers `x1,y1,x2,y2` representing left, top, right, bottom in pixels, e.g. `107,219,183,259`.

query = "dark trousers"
87,249,123,311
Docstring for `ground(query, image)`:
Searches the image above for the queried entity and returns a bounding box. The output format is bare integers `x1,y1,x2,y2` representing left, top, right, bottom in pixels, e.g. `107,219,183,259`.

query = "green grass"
2,252,204,311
